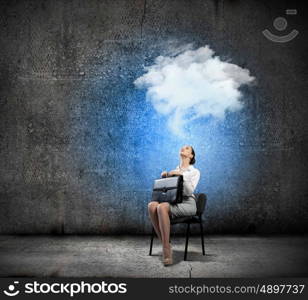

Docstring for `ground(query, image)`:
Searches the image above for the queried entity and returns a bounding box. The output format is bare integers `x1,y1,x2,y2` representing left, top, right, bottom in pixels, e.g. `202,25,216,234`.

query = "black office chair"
149,193,207,261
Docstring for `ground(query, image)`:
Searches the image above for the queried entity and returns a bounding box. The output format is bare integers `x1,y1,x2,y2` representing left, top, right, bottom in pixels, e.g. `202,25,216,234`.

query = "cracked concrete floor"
0,235,307,278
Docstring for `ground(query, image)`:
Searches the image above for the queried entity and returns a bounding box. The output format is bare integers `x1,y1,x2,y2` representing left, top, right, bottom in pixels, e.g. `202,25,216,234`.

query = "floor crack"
188,263,193,278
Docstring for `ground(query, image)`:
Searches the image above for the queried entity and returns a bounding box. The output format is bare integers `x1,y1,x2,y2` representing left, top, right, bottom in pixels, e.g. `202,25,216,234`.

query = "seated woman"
148,145,201,266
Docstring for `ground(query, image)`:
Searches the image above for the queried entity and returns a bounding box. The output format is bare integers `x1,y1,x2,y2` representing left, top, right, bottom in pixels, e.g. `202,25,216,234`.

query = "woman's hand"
161,171,168,178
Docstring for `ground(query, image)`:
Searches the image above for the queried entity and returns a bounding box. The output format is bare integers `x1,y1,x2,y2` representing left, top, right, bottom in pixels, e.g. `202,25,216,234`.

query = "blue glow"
68,53,257,228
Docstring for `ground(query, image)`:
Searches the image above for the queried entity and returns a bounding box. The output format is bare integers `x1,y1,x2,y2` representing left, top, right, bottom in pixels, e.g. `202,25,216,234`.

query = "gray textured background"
0,0,307,234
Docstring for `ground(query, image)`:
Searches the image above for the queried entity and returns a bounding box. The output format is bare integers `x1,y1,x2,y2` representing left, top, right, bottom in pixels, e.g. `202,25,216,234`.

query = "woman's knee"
148,201,159,212
157,202,170,214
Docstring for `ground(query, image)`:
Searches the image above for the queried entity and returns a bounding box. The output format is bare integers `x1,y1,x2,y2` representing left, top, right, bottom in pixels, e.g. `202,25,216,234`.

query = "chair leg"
199,216,205,255
184,222,190,261
149,227,154,256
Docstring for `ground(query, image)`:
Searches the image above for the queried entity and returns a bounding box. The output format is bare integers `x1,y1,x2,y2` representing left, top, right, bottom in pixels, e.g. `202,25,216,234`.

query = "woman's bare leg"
148,201,162,241
157,203,172,256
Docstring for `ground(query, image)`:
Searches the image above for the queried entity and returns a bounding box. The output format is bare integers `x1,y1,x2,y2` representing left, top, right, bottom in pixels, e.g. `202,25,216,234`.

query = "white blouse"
175,165,201,197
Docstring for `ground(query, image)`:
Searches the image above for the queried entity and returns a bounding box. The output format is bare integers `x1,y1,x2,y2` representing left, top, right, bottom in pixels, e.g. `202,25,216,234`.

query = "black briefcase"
151,175,183,204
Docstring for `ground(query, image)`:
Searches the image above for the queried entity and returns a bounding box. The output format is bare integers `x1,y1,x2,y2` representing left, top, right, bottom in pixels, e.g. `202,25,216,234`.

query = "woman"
148,145,201,266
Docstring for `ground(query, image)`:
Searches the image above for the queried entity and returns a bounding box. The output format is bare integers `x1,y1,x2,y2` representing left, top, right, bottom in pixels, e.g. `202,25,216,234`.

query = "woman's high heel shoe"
163,245,173,266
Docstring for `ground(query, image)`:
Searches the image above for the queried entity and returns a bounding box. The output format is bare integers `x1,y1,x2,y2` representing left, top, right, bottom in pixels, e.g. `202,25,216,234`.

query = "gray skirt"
169,194,197,219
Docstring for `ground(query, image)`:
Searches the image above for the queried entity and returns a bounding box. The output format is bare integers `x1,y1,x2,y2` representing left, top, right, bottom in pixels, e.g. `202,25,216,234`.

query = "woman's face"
179,145,193,160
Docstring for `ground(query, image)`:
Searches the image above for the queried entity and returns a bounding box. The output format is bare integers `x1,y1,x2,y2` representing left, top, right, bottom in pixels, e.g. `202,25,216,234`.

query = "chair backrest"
194,193,207,216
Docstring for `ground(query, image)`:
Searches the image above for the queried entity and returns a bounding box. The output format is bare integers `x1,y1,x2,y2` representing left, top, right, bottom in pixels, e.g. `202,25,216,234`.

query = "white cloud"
134,44,255,137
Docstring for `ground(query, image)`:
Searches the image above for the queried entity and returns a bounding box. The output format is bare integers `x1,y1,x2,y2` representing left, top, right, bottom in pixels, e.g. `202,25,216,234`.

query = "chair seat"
170,215,201,224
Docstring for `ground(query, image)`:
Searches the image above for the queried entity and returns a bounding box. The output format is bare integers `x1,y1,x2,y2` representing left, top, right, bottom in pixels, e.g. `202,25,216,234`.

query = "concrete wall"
0,0,307,234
